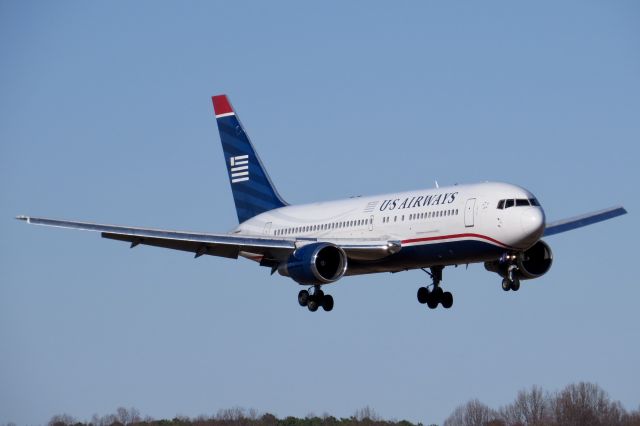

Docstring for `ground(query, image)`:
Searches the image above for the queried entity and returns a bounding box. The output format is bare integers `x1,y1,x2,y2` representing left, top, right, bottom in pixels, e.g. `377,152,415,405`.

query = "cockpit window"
498,198,539,209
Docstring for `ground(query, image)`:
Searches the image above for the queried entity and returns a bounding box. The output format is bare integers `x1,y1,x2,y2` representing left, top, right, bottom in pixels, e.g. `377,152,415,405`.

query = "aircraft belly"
345,239,505,275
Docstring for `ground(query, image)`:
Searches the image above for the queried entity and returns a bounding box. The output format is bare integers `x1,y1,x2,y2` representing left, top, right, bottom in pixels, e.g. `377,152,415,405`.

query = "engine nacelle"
278,242,348,285
485,240,553,280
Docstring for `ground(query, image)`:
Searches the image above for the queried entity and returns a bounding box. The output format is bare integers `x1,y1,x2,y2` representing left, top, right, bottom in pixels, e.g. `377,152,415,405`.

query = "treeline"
443,382,640,426
48,406,417,426
45,382,640,426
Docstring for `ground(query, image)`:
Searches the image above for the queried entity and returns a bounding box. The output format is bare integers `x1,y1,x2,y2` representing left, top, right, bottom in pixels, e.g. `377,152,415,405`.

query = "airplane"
17,95,628,312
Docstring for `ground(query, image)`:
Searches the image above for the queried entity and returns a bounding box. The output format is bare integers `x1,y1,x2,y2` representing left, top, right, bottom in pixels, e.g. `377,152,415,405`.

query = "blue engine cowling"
484,240,553,280
278,242,348,285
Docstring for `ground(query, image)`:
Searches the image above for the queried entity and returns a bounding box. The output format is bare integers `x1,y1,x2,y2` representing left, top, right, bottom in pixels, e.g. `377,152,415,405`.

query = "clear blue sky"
1,1,638,425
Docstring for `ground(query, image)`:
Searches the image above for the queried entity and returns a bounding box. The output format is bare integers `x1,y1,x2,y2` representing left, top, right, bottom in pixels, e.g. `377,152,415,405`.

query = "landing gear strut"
298,286,334,312
417,266,453,309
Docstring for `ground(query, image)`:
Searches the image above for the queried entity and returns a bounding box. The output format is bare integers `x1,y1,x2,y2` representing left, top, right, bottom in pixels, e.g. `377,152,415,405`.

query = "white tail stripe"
230,155,249,183
230,155,249,166
216,112,235,118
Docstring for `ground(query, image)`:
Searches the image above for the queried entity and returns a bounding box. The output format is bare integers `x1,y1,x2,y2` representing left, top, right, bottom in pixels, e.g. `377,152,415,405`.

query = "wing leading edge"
544,206,627,237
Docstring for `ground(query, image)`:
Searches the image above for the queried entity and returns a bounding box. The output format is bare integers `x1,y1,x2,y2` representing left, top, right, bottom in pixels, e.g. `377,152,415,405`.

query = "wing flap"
101,233,241,259
544,206,627,237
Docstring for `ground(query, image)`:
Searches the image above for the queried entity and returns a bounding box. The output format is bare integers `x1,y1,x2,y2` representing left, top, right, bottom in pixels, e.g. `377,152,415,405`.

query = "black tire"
434,286,444,299
417,287,429,304
308,299,319,312
298,290,309,307
502,278,511,291
426,292,439,309
315,289,325,300
441,291,453,309
322,294,334,312
510,279,521,291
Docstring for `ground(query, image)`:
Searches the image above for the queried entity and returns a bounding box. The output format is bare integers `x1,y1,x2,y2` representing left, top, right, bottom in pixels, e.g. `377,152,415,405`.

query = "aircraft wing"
544,206,627,237
16,216,398,262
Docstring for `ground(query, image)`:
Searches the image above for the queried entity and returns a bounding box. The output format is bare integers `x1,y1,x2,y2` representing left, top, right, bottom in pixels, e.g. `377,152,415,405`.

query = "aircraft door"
263,222,272,235
369,215,374,231
465,199,476,227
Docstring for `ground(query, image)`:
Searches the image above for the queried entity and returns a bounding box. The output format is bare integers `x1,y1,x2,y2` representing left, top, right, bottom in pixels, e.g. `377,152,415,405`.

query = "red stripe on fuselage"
401,233,512,249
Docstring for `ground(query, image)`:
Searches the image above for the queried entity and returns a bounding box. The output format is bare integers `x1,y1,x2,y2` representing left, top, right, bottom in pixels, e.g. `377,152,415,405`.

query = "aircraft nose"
521,208,545,241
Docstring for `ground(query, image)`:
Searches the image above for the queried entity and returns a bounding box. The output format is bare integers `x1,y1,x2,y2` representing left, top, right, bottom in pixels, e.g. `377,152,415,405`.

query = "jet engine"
485,240,553,280
278,242,348,285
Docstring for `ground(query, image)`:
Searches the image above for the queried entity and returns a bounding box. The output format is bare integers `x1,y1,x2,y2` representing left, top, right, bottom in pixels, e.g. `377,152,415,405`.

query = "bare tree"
48,414,77,426
444,399,501,426
115,407,141,425
500,385,551,426
624,405,640,426
216,407,246,421
549,382,625,426
354,406,381,421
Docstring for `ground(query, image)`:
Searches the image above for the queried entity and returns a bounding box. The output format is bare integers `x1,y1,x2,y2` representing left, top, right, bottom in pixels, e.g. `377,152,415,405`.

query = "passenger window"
505,199,515,209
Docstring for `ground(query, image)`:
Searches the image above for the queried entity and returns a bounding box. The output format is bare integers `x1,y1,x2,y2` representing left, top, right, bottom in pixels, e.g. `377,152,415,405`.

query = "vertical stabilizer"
212,95,288,223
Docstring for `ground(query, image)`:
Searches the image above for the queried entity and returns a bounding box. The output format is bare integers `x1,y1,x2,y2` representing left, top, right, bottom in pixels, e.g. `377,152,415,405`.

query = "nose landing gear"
298,286,334,312
501,264,521,291
417,266,453,309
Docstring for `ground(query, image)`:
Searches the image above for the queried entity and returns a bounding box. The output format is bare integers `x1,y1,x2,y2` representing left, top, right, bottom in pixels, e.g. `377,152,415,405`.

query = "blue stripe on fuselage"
346,239,505,275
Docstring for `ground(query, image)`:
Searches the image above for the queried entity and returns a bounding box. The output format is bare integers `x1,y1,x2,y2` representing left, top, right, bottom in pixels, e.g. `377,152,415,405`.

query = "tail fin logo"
230,155,249,183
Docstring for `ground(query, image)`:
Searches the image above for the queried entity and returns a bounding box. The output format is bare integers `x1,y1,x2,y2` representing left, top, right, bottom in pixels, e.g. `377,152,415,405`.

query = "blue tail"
212,95,288,223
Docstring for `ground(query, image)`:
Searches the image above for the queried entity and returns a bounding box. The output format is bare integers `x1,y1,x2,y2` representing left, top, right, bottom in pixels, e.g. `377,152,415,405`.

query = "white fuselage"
234,182,545,275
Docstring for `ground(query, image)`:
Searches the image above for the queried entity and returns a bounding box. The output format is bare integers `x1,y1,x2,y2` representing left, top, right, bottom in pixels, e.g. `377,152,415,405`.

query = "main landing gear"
417,266,453,309
298,286,334,312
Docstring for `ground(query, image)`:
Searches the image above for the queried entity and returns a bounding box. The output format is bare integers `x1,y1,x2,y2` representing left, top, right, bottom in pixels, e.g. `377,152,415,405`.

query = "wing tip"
16,215,29,222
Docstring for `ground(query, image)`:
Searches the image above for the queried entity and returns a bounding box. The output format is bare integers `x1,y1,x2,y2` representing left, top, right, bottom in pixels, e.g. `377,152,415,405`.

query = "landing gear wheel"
298,290,309,306
502,278,511,292
441,291,453,309
418,266,453,310
417,287,429,304
510,279,521,291
307,299,319,312
315,289,325,300
322,294,334,312
426,291,439,309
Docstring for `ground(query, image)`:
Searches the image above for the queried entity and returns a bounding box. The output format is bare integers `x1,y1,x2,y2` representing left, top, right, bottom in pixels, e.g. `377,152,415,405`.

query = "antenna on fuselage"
435,180,439,189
